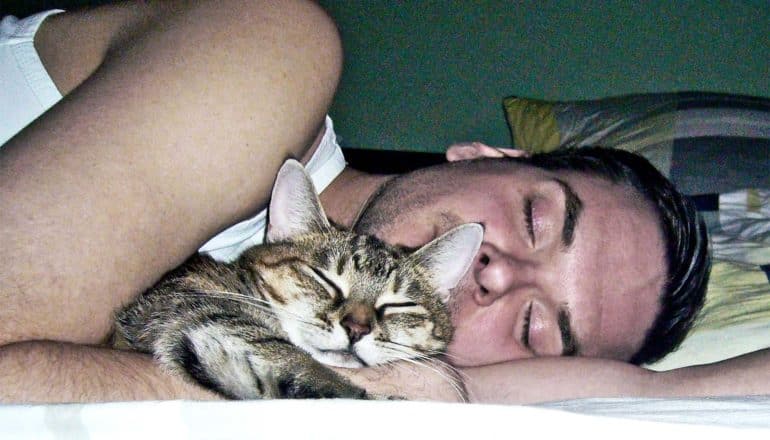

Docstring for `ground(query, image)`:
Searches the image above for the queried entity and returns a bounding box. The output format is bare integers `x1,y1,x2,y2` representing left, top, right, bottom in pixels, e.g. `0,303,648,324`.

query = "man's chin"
445,342,525,367
444,343,486,367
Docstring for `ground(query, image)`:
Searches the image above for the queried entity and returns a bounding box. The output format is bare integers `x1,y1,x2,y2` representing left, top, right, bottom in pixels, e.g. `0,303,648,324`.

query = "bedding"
3,398,770,439
648,188,770,370
503,92,770,195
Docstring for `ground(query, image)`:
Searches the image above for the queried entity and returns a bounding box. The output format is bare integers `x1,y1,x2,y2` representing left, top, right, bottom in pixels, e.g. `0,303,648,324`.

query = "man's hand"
332,359,468,402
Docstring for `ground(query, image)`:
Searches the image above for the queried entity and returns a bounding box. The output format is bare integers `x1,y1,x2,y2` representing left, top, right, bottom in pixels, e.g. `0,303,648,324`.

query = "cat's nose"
341,306,372,344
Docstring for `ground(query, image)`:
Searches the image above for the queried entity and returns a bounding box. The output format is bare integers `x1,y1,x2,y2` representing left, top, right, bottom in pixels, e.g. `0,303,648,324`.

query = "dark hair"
520,147,711,365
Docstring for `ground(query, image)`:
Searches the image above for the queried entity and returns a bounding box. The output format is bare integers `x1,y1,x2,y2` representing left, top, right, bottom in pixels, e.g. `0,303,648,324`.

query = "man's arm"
1,341,465,404
6,342,768,404
1,342,468,404
333,360,469,402
334,358,644,404
336,349,770,404
462,349,770,404
1,0,342,347
0,341,221,403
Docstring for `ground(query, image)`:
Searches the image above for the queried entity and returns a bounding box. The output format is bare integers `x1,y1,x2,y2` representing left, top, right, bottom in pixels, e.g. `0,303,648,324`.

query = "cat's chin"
311,349,366,369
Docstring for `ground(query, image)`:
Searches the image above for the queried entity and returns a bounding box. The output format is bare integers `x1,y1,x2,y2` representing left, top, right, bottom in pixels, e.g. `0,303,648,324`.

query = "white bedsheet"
3,398,770,439
541,395,770,429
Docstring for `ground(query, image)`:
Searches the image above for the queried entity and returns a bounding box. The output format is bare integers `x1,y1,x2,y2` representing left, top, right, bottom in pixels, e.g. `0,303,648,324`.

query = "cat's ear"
266,159,331,242
410,223,483,302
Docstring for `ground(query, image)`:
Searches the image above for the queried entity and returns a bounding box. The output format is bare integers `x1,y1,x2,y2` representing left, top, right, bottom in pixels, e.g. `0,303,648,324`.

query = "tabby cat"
113,159,482,400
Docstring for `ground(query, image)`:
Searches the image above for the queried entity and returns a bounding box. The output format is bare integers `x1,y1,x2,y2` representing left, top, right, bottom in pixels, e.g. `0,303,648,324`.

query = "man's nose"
473,243,536,306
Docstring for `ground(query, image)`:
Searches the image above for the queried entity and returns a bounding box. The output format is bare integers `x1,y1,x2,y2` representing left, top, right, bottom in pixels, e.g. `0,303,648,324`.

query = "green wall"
319,1,770,152
3,1,767,153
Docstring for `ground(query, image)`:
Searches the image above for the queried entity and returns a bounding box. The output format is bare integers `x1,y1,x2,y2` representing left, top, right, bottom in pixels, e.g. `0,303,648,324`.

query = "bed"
2,91,769,438
4,397,770,439
2,1,770,437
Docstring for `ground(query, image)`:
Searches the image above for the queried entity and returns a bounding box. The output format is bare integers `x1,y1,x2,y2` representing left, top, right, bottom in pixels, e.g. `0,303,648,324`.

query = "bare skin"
2,1,769,405
0,0,341,402
0,0,341,346
0,341,220,403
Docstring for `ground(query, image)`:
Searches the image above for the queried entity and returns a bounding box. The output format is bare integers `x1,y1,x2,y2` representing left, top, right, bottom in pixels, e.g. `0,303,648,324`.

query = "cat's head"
259,159,482,368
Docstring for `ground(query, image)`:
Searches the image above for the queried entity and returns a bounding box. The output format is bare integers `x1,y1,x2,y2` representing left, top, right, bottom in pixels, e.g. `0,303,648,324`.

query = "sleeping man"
0,0,767,403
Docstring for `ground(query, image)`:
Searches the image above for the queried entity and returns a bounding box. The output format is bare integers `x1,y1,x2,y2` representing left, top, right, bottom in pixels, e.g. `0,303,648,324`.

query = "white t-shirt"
0,9,347,262
198,116,345,262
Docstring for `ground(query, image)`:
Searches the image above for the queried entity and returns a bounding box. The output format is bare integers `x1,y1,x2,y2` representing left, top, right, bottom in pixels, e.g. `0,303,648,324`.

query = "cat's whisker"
407,347,474,378
293,319,333,339
179,289,273,307
378,343,467,402
177,290,277,313
411,361,466,402
177,289,321,328
177,290,334,347
396,347,464,373
413,354,471,384
428,350,473,366
381,341,468,378
384,351,467,402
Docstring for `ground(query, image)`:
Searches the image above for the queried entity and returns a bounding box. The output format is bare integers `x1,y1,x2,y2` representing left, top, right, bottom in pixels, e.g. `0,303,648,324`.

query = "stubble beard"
447,271,475,321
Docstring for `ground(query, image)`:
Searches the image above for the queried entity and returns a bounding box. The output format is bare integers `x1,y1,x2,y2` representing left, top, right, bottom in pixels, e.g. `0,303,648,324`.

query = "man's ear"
445,142,529,162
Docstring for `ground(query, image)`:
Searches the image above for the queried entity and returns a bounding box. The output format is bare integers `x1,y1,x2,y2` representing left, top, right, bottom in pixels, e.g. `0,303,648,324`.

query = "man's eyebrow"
554,178,583,249
558,307,579,356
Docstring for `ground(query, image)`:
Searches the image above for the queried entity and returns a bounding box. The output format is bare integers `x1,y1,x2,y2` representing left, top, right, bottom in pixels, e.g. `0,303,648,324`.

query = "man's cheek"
446,330,500,367
447,274,474,312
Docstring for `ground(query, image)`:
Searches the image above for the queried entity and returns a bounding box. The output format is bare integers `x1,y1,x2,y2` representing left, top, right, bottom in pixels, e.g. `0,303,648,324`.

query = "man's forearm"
462,348,770,405
3,341,466,404
462,357,652,404
9,342,768,405
0,341,220,404
656,348,770,398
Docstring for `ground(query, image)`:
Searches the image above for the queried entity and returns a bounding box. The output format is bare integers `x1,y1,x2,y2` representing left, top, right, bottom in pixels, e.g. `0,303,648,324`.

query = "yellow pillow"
501,92,770,194
647,260,770,371
502,96,561,153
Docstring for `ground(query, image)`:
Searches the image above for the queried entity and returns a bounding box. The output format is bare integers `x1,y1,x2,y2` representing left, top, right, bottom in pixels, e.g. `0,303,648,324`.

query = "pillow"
502,92,770,196
647,188,770,370
646,260,770,371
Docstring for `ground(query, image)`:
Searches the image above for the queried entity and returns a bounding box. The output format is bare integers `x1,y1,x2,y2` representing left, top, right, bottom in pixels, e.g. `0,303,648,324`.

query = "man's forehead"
566,174,666,359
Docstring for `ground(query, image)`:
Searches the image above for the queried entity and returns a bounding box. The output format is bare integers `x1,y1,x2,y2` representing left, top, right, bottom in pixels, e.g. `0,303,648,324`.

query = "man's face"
355,156,666,367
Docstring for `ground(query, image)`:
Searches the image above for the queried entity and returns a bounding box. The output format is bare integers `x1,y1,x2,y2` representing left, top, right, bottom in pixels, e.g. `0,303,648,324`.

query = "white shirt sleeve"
197,116,347,262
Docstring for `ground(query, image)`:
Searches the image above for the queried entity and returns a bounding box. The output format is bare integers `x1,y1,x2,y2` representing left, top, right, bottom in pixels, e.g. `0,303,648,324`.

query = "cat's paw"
365,393,407,401
276,376,367,400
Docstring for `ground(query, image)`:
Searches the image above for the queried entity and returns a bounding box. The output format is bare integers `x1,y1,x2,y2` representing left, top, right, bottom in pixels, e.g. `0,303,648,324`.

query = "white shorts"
0,9,64,146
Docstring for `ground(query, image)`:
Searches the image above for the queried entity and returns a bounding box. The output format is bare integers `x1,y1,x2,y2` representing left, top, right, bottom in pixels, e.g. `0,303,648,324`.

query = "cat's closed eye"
380,302,418,309
303,265,345,303
377,302,425,318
